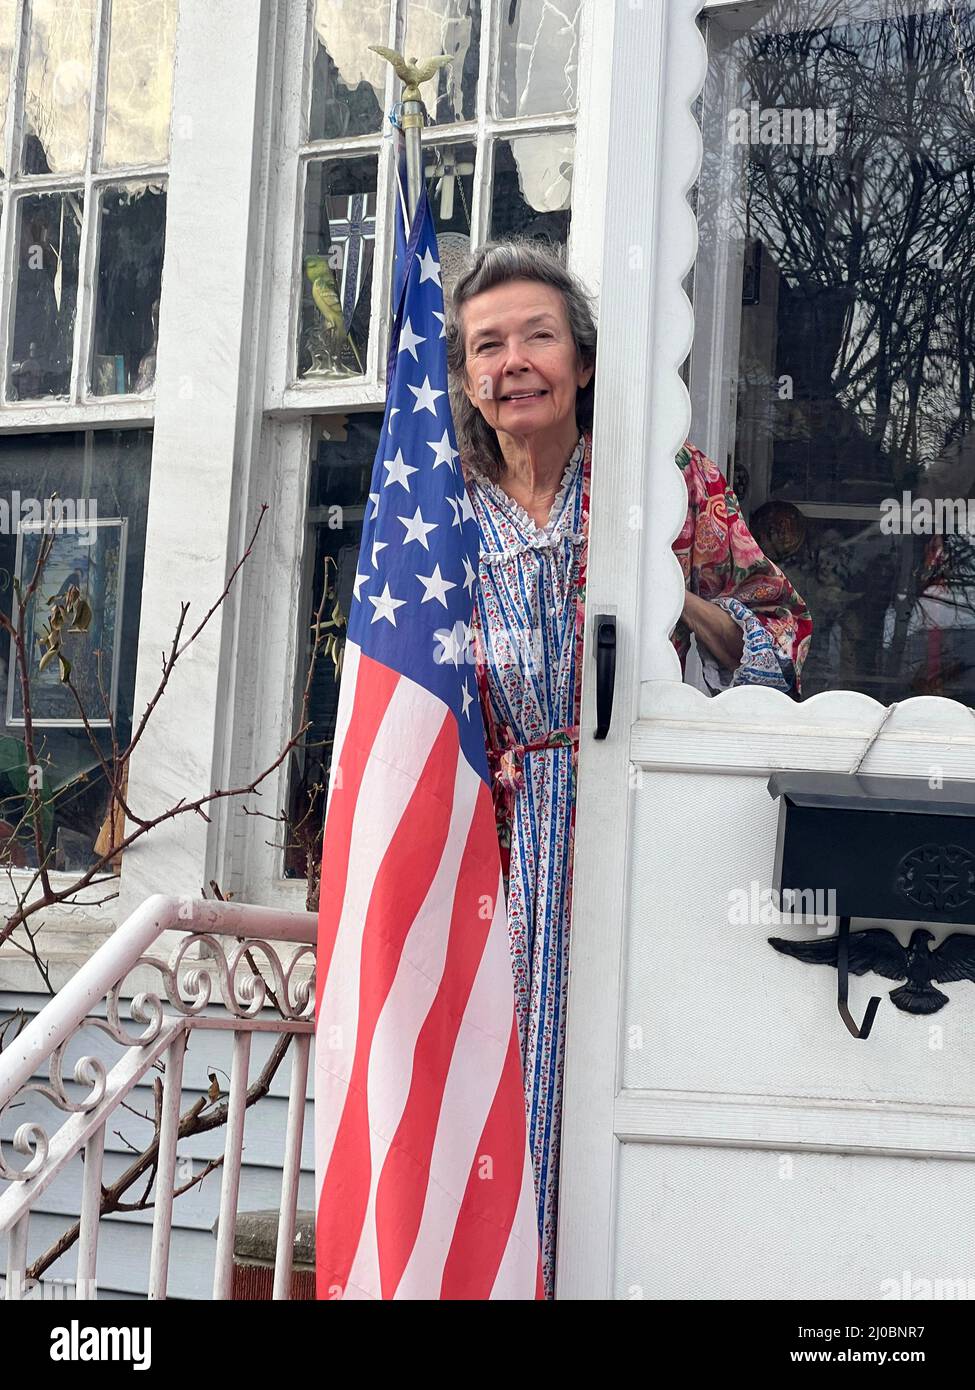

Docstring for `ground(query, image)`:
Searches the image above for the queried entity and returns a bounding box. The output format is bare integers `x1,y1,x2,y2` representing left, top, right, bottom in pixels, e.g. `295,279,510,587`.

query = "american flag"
314,144,544,1300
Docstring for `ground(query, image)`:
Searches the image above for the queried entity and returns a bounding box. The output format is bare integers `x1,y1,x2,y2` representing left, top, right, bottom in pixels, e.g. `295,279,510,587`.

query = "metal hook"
836,915,881,1039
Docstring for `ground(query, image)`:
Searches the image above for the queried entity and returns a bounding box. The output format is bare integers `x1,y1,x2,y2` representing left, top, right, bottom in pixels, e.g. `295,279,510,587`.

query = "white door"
559,0,975,1300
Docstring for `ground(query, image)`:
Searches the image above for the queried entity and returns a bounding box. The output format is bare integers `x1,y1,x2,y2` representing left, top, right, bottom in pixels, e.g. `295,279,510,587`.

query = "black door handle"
593,613,616,740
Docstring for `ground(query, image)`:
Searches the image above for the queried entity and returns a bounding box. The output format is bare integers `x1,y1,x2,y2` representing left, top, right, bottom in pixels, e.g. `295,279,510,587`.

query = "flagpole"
401,93,424,221
369,47,454,221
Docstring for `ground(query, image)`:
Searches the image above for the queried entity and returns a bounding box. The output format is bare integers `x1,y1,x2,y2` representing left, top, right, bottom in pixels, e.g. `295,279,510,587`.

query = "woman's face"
459,279,594,441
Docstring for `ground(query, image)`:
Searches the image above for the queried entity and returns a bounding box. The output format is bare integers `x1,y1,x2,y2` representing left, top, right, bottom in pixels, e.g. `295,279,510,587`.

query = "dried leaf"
68,597,92,632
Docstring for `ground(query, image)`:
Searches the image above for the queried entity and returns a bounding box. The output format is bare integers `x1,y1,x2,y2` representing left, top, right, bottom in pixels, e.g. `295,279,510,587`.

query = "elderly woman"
445,239,811,1300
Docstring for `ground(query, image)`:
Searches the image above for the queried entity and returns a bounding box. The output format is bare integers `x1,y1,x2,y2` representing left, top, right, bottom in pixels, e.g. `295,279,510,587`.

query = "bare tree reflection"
701,0,975,699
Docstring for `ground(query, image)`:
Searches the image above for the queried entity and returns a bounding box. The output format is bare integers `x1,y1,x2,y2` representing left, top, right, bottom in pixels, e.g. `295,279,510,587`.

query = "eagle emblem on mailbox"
768,927,975,1014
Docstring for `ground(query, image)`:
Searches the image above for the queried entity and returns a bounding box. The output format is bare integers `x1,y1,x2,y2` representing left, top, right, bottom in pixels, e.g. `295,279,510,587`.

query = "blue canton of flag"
349,162,487,779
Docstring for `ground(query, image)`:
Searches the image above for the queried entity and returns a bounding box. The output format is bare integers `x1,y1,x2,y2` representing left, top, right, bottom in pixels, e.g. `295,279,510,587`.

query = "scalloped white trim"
637,0,975,739
639,0,709,695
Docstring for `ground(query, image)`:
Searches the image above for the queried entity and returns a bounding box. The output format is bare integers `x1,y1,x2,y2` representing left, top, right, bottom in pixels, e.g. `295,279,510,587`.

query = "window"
0,0,176,404
693,0,975,703
294,0,581,386
281,0,587,883
284,413,382,880
0,0,176,879
0,428,152,870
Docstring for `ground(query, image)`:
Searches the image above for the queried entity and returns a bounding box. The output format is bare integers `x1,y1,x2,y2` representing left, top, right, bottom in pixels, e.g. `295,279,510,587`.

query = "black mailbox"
767,771,975,1039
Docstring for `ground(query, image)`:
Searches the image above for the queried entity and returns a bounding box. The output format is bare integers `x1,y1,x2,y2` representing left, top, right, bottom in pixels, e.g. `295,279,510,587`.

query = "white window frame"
0,0,175,431
0,0,279,977
0,0,179,962
264,0,599,417
238,0,613,909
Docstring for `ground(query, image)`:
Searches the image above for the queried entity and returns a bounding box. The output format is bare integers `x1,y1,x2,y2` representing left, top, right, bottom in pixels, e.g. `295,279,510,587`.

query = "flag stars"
368,492,380,519
462,554,476,593
435,625,462,667
428,429,460,472
416,563,456,607
383,447,418,491
398,317,426,361
432,310,446,340
368,581,407,626
397,505,438,550
408,375,445,416
446,489,475,529
353,570,369,601
371,538,388,568
461,681,474,719
417,246,442,286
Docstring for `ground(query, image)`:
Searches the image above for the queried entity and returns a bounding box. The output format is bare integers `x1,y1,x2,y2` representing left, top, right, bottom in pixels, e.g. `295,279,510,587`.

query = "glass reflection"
22,0,96,176
102,0,178,168
407,0,481,124
0,429,151,872
11,192,84,400
495,0,580,119
490,134,573,247
309,0,389,141
696,0,975,702
423,140,475,297
285,415,379,881
299,157,377,381
91,184,167,396
0,0,19,177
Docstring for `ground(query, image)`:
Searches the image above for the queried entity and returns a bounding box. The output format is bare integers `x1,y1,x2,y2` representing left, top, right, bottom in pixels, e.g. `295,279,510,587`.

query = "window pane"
424,139,475,295
91,183,166,396
22,0,96,175
695,1,975,703
11,191,84,400
407,0,481,125
490,133,573,247
0,429,151,873
0,0,19,177
102,0,178,168
298,157,377,381
285,415,378,880
495,0,580,119
308,0,389,141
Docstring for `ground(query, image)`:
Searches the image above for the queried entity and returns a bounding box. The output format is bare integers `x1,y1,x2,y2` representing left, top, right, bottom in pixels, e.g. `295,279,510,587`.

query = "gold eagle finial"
369,45,453,104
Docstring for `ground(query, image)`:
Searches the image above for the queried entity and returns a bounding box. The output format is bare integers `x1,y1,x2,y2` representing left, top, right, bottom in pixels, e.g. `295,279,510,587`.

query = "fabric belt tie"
486,725,580,794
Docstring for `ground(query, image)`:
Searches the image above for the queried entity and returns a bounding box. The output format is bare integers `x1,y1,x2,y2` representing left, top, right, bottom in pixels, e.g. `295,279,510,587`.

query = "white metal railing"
0,893,316,1301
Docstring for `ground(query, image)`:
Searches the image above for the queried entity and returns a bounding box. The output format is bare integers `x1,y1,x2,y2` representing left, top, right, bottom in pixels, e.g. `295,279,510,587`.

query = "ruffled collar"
467,432,586,541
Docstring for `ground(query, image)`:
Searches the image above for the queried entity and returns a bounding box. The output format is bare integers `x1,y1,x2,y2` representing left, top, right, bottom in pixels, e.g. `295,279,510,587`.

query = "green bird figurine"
304,255,347,336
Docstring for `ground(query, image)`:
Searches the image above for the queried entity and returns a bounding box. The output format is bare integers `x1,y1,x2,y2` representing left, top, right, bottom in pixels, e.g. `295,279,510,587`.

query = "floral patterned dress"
464,430,811,1299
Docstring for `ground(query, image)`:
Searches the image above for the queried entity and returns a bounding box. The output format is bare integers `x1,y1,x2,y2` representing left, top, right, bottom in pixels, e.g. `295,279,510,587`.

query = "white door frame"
556,0,708,1300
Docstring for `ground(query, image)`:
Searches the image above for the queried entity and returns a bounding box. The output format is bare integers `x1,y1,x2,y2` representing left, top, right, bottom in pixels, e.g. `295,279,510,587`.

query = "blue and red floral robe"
463,431,811,1298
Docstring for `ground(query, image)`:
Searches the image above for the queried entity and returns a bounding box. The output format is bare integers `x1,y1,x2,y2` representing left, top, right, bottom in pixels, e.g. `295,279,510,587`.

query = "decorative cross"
326,193,378,330
423,150,474,222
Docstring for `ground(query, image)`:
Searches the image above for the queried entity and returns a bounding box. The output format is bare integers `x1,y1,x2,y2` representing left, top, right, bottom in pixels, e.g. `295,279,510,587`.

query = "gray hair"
445,238,598,483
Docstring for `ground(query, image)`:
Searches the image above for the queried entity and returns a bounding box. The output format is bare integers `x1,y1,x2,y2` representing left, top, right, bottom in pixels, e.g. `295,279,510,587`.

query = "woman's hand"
681,591,744,671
